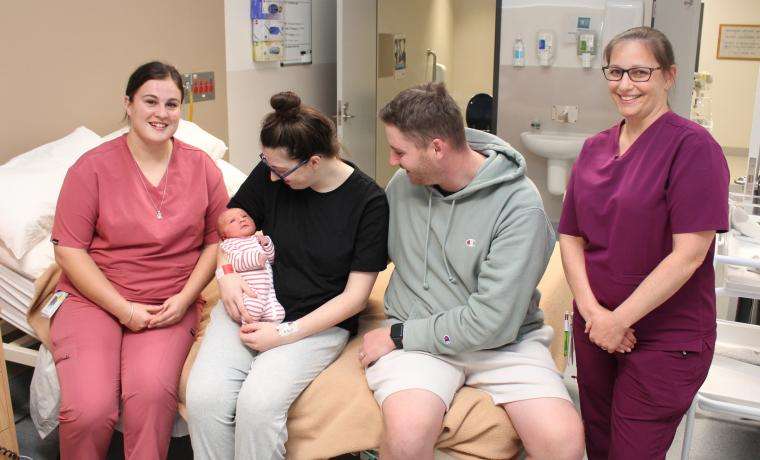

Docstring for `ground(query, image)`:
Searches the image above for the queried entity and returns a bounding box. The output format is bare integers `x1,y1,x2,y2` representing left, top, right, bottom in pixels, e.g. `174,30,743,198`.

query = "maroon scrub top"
52,134,229,305
559,111,729,351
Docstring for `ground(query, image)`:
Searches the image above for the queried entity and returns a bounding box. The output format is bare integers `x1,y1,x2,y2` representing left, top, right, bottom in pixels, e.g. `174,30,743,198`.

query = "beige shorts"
365,324,570,410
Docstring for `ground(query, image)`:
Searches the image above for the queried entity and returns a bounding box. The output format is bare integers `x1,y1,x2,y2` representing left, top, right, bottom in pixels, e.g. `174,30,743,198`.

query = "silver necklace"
131,153,170,219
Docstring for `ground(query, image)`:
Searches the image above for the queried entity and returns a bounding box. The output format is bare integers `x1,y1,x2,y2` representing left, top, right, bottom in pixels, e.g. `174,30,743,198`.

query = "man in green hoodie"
359,83,584,460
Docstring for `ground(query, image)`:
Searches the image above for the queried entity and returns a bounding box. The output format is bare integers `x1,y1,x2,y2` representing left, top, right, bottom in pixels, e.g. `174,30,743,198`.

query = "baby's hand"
255,233,268,245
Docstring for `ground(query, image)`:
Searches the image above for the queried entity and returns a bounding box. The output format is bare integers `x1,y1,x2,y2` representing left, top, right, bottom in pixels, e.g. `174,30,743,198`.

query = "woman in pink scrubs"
50,61,228,459
558,27,729,459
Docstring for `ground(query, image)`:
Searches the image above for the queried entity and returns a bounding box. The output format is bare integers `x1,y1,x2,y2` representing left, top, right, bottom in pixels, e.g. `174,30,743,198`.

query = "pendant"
156,210,163,220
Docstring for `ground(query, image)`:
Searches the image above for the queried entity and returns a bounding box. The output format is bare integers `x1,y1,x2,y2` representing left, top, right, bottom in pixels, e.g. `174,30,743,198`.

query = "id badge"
41,291,69,318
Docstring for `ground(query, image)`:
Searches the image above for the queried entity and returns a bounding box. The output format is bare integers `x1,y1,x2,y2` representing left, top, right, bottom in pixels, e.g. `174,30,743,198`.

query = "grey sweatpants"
185,303,349,460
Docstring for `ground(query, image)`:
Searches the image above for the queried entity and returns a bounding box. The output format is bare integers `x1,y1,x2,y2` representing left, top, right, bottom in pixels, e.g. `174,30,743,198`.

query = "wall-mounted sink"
520,131,591,195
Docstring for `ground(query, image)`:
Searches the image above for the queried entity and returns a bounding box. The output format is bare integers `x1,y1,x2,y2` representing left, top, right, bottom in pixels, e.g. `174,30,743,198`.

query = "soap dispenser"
536,30,555,67
577,31,597,69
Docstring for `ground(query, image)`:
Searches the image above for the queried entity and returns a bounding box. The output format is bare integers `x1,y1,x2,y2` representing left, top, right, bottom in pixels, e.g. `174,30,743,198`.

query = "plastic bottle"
513,34,525,67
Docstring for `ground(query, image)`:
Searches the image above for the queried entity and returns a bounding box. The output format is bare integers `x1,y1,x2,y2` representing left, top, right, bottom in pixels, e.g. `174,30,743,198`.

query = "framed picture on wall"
394,34,406,78
717,24,760,61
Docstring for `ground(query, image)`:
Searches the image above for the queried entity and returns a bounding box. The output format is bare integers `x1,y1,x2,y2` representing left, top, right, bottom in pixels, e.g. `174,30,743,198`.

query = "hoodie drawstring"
422,192,457,290
442,200,457,284
422,192,432,290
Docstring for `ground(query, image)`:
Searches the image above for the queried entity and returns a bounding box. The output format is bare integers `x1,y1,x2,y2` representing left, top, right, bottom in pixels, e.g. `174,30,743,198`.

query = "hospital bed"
679,194,760,459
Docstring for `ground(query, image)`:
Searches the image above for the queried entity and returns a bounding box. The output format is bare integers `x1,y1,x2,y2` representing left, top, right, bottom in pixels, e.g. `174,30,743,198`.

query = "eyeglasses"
259,153,308,180
602,66,662,82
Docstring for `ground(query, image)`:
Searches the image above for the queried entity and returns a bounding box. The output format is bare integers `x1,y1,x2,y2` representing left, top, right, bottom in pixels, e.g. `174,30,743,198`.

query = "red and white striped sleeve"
220,237,266,271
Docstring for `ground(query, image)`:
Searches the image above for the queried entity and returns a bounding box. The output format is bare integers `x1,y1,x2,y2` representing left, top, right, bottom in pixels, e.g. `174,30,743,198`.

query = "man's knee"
529,411,585,460
381,390,445,458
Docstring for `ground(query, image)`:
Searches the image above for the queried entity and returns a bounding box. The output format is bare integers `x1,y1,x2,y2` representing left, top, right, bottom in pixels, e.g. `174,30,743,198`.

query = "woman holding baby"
186,91,390,459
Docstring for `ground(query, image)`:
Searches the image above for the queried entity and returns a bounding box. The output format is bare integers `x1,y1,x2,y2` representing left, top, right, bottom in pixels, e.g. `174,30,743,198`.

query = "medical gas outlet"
536,30,555,67
181,71,215,103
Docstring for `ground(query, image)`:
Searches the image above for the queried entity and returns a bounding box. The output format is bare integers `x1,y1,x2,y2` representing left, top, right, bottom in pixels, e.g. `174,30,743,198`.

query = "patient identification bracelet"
215,264,235,280
277,321,299,337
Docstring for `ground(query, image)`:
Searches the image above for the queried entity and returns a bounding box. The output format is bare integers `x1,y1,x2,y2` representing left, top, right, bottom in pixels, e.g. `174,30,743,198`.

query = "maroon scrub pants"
574,321,714,460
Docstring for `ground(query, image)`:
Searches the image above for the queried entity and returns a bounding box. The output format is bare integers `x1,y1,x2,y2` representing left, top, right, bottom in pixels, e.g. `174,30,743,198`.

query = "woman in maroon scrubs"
558,27,729,459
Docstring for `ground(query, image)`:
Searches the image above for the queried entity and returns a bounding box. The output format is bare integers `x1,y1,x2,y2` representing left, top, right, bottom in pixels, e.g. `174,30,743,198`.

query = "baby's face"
219,208,256,239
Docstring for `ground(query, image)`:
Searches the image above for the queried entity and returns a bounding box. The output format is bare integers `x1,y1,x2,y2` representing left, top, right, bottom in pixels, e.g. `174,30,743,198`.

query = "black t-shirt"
228,160,389,335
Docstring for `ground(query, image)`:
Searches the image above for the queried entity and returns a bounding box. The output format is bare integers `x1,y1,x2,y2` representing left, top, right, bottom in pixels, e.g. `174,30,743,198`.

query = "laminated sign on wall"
251,0,312,64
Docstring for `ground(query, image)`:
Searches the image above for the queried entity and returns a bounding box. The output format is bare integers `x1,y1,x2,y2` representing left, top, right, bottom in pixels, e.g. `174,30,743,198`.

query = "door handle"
342,102,356,120
334,100,356,123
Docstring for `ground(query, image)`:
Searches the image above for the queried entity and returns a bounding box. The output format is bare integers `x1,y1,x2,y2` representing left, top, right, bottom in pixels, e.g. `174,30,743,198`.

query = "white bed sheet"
724,232,760,295
0,262,36,336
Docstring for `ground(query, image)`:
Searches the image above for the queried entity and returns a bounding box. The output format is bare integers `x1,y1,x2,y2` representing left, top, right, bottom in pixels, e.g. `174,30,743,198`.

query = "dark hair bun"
270,91,301,119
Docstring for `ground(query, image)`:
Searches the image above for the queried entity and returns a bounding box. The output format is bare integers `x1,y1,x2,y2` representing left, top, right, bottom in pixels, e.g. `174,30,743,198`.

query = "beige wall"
376,0,444,186
450,1,496,112
698,0,760,153
224,0,337,174
376,0,495,187
0,1,228,164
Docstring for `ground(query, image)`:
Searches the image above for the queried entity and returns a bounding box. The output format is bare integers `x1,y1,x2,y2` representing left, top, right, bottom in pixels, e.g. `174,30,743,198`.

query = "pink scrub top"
558,111,729,351
51,134,229,305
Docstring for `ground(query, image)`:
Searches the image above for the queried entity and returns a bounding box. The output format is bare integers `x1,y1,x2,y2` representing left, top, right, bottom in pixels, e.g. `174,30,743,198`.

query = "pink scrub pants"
574,319,714,460
50,296,199,460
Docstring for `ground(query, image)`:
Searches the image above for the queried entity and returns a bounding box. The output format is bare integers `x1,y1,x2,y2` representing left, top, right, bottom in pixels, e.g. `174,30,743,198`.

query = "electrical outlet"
181,71,215,103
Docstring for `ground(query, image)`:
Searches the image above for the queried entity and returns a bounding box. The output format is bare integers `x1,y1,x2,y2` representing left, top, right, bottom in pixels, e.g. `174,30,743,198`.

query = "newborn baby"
217,208,285,323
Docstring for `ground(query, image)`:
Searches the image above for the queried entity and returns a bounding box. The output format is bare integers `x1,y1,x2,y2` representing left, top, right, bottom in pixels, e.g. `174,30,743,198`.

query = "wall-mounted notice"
717,24,760,61
251,0,285,62
282,0,312,65
250,0,311,64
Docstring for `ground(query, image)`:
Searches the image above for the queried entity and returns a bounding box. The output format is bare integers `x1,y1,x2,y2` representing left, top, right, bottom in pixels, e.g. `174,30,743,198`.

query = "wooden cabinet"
0,331,19,456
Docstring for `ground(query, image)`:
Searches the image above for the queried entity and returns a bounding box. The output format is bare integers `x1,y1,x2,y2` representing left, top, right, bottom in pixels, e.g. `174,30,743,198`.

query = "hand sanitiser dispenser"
578,31,596,69
536,30,555,67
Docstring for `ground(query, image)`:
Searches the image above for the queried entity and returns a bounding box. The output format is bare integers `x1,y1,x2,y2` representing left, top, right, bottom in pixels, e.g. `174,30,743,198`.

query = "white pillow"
0,127,102,259
216,159,247,197
0,237,55,278
101,119,228,160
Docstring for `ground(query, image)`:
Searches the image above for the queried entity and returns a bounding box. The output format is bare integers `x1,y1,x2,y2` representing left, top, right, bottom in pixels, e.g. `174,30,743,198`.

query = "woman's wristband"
121,302,135,326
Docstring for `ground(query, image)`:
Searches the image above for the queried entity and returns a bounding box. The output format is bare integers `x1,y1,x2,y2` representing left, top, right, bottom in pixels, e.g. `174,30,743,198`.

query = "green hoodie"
385,128,555,355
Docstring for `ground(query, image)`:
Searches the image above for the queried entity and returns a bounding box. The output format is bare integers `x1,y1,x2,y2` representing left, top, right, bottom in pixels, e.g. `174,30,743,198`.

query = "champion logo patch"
442,335,452,345
465,239,476,248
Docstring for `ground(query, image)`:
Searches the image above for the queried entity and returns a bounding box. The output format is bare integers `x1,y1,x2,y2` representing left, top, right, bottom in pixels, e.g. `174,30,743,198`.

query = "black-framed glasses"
602,66,662,82
259,153,308,180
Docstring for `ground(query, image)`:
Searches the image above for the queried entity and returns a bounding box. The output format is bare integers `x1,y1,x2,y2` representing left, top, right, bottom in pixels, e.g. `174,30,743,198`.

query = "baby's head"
217,208,257,240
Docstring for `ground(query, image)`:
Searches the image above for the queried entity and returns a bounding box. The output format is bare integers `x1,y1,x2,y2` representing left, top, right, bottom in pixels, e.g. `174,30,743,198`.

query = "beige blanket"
28,245,573,460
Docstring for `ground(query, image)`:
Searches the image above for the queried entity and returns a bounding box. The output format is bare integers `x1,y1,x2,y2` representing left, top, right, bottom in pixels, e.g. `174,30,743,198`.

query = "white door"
652,0,701,118
336,0,377,178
